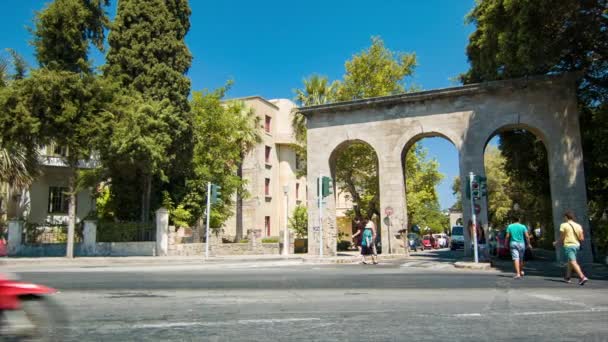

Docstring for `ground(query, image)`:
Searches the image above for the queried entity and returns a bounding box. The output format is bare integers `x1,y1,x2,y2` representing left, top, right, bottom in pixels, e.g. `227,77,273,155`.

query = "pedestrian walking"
505,216,531,279
360,219,378,265
351,218,363,253
554,210,588,285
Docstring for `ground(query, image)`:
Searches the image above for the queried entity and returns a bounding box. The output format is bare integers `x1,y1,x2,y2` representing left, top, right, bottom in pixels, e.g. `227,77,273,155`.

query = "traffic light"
211,184,221,204
478,176,487,197
471,179,480,200
322,176,333,197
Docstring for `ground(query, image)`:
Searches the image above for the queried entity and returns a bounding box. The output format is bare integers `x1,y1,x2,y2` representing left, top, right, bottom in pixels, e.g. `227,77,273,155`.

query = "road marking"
455,313,482,317
133,317,322,329
526,293,589,308
453,307,608,318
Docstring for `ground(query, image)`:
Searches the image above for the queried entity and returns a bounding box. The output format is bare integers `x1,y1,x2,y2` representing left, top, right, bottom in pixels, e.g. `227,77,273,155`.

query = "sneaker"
564,278,572,284
514,275,522,279
579,277,588,286
520,270,525,276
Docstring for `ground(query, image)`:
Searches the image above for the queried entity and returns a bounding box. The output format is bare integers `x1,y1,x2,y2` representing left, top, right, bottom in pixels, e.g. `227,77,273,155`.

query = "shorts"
361,245,372,255
563,245,579,262
510,242,525,261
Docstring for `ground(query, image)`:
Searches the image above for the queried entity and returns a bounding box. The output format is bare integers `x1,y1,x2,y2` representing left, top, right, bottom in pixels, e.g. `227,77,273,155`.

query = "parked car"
450,226,464,250
422,235,433,249
408,233,423,251
489,229,534,260
432,233,448,248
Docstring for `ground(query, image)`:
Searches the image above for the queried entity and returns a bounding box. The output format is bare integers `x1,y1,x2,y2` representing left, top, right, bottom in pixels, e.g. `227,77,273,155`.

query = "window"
265,146,272,164
265,178,271,196
48,187,69,214
265,115,271,133
53,145,68,157
265,216,271,236
296,183,300,200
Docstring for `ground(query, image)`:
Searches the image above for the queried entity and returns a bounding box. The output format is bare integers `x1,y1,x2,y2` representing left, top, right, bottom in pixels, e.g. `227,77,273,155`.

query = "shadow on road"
489,248,608,281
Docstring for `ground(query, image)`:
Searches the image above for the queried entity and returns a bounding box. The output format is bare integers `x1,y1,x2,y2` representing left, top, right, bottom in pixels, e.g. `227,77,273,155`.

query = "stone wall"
11,242,156,257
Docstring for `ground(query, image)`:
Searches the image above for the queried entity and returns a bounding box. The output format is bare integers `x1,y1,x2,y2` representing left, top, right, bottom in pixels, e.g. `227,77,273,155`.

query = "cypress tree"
104,0,193,222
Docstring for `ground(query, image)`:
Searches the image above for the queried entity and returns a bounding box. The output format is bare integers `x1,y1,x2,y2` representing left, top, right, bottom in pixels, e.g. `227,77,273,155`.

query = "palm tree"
293,75,338,144
230,102,262,241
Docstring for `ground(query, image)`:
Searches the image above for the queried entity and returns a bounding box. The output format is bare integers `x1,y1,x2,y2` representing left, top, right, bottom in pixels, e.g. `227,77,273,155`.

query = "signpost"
384,207,393,254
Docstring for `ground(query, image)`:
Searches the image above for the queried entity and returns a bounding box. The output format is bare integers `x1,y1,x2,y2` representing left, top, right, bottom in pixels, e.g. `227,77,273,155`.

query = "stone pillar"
248,228,262,253
7,220,24,256
378,151,407,254
83,220,97,256
155,208,169,257
547,130,592,263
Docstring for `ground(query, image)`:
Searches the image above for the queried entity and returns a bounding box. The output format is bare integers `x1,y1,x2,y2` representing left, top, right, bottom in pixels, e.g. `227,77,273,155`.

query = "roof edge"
297,73,581,116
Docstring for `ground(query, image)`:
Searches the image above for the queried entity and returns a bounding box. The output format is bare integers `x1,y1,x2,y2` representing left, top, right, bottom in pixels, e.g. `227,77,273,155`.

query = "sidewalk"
0,253,409,268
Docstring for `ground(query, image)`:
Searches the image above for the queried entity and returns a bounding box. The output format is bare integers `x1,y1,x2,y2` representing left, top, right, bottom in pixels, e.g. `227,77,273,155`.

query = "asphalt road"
11,255,608,342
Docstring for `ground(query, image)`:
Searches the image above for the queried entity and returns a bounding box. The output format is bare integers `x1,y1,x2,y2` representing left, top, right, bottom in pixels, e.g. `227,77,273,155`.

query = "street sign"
312,226,320,232
385,206,394,217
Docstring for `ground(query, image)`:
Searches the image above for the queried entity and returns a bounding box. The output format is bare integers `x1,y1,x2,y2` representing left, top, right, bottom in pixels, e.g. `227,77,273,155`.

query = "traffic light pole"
469,172,479,263
205,181,211,259
318,174,323,257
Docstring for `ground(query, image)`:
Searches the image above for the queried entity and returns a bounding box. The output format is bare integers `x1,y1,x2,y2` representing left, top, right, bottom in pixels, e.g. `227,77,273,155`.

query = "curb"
453,261,493,270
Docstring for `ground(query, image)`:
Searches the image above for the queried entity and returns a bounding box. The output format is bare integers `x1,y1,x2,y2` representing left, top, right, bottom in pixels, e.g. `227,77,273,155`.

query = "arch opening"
329,139,382,254
483,127,554,255
401,134,460,252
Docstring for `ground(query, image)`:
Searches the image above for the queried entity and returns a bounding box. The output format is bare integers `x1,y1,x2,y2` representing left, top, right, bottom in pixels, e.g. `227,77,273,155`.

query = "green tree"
405,144,445,232
334,36,417,101
180,84,260,231
288,205,308,239
484,146,513,229
0,51,38,191
104,0,193,223
462,0,608,248
12,0,113,257
331,37,418,222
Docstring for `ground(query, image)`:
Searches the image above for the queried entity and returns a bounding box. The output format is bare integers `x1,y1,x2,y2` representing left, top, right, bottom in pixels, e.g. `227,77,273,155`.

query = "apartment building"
223,97,307,239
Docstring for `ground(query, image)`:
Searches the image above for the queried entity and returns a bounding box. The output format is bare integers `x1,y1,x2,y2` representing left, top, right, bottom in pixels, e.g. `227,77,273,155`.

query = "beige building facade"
223,97,307,240
4,147,95,226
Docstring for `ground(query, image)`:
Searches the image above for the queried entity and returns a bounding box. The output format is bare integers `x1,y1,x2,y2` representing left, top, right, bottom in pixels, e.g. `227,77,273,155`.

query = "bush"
337,240,352,251
262,237,280,243
239,239,249,243
97,221,154,242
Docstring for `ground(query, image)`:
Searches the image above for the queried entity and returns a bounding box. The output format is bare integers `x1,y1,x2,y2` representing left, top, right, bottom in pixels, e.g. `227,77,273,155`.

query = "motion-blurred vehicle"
0,273,65,341
450,226,464,250
408,233,423,251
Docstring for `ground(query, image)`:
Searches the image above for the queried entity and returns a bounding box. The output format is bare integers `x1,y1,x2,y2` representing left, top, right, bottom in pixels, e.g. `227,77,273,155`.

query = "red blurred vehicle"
0,274,65,340
422,235,433,249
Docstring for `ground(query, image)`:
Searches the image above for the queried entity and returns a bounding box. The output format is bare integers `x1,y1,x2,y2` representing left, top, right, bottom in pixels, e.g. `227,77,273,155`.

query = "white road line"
455,313,482,317
453,307,608,318
133,317,322,329
526,293,590,308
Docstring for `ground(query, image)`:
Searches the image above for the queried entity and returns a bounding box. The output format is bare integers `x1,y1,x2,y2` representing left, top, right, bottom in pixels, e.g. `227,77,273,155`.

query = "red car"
422,235,433,249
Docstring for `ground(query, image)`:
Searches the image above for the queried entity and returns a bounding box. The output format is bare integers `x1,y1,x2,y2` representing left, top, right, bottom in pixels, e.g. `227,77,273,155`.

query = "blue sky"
0,0,477,210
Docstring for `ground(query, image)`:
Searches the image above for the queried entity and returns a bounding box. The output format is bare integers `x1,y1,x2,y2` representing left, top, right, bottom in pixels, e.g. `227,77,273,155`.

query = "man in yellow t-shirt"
555,210,588,285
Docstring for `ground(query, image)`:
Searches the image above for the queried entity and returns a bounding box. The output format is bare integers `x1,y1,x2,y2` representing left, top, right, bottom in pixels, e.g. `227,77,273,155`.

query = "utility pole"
283,185,289,256
318,173,323,257
469,172,479,263
205,182,211,259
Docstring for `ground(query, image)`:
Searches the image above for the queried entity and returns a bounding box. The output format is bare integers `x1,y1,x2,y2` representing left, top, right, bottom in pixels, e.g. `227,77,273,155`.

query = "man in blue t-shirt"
505,216,531,279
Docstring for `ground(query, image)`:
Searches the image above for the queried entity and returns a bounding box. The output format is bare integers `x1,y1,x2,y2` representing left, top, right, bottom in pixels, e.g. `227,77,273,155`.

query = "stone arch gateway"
299,74,592,263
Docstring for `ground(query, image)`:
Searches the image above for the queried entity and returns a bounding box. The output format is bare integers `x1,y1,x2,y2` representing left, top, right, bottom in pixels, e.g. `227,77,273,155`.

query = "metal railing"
23,223,83,245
